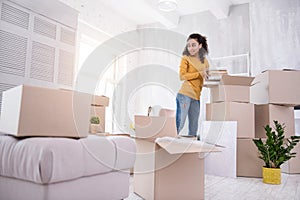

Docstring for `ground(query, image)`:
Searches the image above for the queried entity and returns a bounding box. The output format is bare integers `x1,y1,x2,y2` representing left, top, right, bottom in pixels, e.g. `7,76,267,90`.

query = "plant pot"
90,124,100,134
262,167,281,184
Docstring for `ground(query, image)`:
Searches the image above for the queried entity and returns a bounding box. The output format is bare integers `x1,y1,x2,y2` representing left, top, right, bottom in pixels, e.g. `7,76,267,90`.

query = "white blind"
34,16,57,39
30,41,55,82
0,30,27,76
1,2,29,29
0,0,78,114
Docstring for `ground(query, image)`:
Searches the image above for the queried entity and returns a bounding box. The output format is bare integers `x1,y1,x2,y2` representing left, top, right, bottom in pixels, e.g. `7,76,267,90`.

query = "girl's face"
187,38,202,56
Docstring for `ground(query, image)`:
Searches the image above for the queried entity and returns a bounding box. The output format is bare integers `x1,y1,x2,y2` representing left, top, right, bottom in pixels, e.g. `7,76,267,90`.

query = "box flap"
220,75,254,86
155,137,221,154
250,72,267,86
134,115,177,140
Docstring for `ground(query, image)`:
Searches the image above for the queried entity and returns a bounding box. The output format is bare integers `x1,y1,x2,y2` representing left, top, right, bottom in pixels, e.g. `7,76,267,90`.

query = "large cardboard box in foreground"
134,138,220,200
237,138,265,177
255,104,295,138
206,102,255,138
0,85,91,138
250,70,300,106
210,75,254,103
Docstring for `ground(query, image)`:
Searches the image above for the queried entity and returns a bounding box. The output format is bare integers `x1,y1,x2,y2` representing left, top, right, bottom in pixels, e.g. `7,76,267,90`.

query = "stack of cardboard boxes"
206,70,300,177
206,75,265,177
90,95,109,133
250,70,300,174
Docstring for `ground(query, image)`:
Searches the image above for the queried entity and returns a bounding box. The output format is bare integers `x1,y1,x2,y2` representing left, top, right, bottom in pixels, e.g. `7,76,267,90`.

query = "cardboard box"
90,106,106,133
0,85,91,138
133,138,220,200
91,95,109,107
207,69,228,81
206,102,255,138
281,142,300,174
250,70,300,106
210,75,254,103
237,138,265,177
255,104,295,138
200,121,237,178
205,72,228,88
134,115,177,141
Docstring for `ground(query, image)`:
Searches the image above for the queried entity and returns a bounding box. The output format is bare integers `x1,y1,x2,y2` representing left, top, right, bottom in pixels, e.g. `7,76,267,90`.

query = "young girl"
176,33,209,136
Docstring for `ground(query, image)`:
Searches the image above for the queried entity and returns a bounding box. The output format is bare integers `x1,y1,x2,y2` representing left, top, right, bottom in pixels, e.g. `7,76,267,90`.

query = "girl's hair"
182,33,209,63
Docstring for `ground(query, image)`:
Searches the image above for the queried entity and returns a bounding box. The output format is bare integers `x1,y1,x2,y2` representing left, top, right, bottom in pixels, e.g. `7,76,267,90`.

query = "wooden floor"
125,173,300,200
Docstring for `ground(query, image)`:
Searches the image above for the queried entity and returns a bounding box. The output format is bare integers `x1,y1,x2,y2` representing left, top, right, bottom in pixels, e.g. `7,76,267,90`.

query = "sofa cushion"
0,134,136,184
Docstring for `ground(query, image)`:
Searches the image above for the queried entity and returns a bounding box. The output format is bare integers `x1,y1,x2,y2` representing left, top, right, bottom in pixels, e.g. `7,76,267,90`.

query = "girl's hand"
202,70,209,80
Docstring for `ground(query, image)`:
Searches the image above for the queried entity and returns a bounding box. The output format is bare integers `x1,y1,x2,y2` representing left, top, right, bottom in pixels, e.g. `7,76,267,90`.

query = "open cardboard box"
210,75,254,103
134,137,220,200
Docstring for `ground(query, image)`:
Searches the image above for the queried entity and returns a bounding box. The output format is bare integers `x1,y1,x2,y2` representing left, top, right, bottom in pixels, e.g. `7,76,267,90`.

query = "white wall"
250,0,300,75
140,1,300,76
140,4,251,75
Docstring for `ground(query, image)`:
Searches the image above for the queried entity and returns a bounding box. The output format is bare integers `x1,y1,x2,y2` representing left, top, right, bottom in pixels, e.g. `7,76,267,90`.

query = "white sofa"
0,134,136,200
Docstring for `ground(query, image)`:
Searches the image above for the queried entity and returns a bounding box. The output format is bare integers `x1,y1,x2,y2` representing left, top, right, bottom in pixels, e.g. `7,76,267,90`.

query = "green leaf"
253,121,300,169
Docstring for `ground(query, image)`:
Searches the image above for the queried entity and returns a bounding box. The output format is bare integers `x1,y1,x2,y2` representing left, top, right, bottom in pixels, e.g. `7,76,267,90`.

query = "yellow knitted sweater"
178,55,209,100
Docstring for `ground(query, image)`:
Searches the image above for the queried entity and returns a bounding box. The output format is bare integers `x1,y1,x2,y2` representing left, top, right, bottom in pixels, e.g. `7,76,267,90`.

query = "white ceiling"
95,0,250,26
62,0,251,29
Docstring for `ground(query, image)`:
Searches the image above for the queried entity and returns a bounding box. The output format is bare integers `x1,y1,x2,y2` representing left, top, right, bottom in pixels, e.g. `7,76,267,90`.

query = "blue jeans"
176,93,200,136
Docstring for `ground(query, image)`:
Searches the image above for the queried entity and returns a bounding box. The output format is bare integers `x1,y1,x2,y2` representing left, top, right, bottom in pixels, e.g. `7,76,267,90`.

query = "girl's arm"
179,57,200,81
203,58,210,80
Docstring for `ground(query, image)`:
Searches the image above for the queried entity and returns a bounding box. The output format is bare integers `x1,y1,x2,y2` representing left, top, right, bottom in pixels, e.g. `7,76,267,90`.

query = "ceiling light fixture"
157,0,178,12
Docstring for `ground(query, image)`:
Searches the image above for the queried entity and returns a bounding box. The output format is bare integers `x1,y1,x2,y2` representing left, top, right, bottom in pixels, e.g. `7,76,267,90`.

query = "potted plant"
253,120,300,184
90,116,100,134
